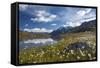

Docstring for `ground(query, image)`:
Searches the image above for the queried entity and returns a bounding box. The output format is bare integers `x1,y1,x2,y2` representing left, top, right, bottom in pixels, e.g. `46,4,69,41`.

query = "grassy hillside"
19,31,96,64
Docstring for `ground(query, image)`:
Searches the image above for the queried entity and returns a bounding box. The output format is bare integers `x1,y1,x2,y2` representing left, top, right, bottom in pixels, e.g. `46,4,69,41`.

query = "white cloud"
64,17,96,27
64,21,81,27
77,8,92,17
24,28,53,33
69,22,81,27
68,8,94,24
51,24,57,26
19,4,29,11
85,9,92,13
66,8,95,27
25,24,28,27
77,10,86,16
31,10,57,23
77,9,96,23
80,17,96,23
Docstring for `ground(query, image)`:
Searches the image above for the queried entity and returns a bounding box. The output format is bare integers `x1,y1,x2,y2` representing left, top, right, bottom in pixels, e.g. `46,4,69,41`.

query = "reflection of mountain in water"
19,38,57,50
24,38,56,44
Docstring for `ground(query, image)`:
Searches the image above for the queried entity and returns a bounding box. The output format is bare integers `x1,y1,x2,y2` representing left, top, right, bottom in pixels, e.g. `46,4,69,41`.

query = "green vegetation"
19,31,96,64
19,32,51,40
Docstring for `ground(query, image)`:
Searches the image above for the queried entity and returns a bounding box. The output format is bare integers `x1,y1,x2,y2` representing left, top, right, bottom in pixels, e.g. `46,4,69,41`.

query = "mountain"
71,20,96,32
50,20,96,36
50,26,72,36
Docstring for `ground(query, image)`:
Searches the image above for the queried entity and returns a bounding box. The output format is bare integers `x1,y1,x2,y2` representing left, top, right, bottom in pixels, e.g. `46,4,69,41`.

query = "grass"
19,31,96,64
19,31,51,40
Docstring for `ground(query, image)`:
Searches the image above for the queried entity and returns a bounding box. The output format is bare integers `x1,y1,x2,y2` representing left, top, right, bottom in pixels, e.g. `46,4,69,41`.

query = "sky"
19,4,96,33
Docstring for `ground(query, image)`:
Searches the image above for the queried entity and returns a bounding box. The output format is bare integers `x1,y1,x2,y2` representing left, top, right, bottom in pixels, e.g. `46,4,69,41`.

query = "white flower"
39,51,45,57
30,54,33,57
62,55,65,56
67,53,70,55
77,56,80,59
79,49,85,56
41,51,45,54
88,54,92,60
60,56,63,59
33,62,37,63
20,60,23,63
93,57,96,60
23,52,26,55
57,52,60,55
70,50,74,54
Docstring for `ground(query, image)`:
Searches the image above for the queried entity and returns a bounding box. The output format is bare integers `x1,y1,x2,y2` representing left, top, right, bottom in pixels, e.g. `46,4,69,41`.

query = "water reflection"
19,38,57,50
24,38,55,44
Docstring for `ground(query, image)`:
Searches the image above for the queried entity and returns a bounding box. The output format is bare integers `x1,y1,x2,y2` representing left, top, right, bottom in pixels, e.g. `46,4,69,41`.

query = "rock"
63,42,91,53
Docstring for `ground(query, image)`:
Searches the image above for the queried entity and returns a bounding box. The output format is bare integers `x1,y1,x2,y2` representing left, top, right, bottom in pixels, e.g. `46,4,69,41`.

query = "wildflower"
88,54,92,60
23,52,26,55
51,46,54,48
39,51,45,57
62,54,65,56
60,56,63,59
66,55,69,58
20,60,23,63
33,62,37,63
30,54,33,57
67,53,70,55
36,53,40,56
57,52,60,55
70,50,74,54
77,56,80,59
79,49,85,56
41,51,45,55
93,57,96,60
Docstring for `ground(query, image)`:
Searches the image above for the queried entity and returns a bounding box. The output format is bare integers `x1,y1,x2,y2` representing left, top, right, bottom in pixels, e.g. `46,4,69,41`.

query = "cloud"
77,10,86,16
68,22,81,27
25,24,28,27
66,16,96,27
24,28,53,33
63,21,81,27
19,4,29,11
66,8,94,25
76,9,96,23
31,10,57,23
77,8,92,16
85,9,92,13
63,9,96,27
51,24,57,26
80,16,96,23
66,8,95,27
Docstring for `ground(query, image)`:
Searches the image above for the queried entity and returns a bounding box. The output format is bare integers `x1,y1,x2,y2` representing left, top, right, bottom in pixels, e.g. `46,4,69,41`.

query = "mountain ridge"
50,20,96,36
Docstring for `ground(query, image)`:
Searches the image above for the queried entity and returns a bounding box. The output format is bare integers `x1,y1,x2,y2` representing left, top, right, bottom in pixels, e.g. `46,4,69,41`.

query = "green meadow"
19,31,96,64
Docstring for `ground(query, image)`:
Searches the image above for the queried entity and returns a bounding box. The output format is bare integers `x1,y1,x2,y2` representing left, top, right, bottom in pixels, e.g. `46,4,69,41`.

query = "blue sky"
19,4,96,33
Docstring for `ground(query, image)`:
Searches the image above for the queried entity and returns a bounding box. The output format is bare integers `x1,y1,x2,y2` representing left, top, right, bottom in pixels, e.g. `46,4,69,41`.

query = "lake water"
19,38,57,50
